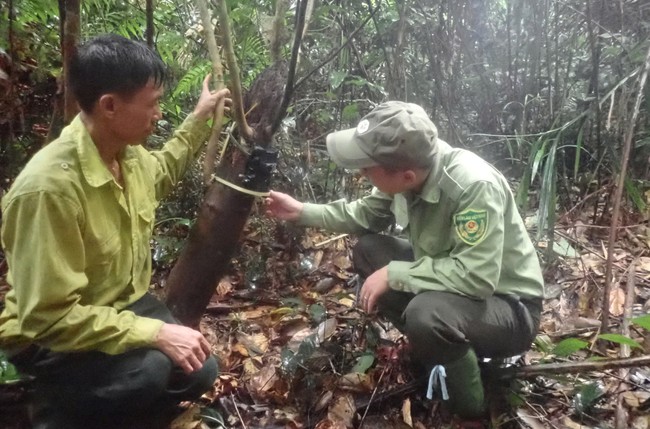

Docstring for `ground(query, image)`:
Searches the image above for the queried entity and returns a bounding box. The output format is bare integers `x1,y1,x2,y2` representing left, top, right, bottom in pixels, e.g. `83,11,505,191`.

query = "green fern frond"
172,62,212,99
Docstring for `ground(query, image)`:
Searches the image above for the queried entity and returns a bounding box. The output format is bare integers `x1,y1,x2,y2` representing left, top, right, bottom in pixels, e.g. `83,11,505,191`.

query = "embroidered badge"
357,119,370,134
454,209,488,245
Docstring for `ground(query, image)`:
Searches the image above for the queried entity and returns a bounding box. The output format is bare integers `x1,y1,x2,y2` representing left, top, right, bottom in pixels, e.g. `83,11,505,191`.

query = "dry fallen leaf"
609,287,626,317
215,278,233,297
338,372,374,392
236,332,269,356
317,318,338,342
402,397,413,427
327,393,356,428
249,363,278,395
170,405,204,429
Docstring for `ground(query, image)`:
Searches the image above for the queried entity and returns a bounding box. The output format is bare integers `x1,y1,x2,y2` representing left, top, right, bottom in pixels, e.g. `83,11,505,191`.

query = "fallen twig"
495,355,650,380
358,365,388,428
230,392,248,429
314,234,348,248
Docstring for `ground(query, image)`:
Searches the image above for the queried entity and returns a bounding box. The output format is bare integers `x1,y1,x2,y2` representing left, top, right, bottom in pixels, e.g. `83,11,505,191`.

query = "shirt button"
60,162,69,170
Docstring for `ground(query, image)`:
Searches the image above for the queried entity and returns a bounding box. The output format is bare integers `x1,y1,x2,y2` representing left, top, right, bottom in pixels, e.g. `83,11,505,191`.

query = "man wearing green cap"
265,101,544,421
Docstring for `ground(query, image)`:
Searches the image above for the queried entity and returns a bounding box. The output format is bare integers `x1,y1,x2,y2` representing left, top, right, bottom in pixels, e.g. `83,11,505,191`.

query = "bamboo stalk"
196,0,226,184
216,0,254,142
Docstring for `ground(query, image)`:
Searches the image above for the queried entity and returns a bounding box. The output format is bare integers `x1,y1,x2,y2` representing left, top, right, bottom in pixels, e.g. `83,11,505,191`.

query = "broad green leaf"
341,103,359,122
280,334,318,377
632,315,650,331
330,71,348,90
573,381,606,415
0,352,21,384
280,297,305,309
552,338,588,357
625,178,647,212
309,303,327,323
598,333,642,349
351,353,375,374
553,237,578,258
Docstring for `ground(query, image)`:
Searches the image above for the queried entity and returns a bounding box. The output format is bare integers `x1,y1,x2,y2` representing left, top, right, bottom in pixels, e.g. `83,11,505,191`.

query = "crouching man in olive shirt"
265,102,544,422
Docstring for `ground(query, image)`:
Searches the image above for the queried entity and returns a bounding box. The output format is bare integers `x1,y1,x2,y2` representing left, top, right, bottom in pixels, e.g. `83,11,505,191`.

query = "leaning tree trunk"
165,0,305,327
165,62,289,327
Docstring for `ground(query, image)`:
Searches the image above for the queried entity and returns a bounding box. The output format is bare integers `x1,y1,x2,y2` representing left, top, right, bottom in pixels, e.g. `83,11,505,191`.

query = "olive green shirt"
300,140,544,300
0,114,210,355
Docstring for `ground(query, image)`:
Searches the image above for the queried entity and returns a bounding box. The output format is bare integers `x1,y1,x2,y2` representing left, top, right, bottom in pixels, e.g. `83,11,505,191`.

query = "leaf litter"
2,201,650,428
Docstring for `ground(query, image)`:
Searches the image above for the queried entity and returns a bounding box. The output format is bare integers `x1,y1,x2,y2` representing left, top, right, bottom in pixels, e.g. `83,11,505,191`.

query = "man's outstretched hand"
264,190,304,221
192,74,232,122
155,323,212,374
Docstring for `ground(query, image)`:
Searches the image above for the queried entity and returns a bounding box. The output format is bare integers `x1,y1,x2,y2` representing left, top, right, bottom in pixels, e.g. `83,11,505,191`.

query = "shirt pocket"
137,203,155,236
133,202,155,276
84,230,121,295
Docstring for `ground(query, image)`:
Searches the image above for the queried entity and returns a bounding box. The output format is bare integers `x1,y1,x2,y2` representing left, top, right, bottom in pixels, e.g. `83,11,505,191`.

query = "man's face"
359,166,411,194
111,80,163,144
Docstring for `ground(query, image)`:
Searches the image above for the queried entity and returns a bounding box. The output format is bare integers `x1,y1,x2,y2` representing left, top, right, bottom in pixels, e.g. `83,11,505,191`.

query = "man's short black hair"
69,34,166,113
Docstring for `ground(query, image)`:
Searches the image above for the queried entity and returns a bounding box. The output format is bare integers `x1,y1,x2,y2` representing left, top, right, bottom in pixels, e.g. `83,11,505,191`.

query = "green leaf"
341,103,359,122
351,352,375,374
308,303,326,324
0,352,21,384
632,315,650,331
573,381,606,415
534,334,553,354
280,297,305,309
552,338,588,357
199,407,226,428
279,334,318,377
625,178,647,212
598,333,642,349
330,71,347,90
553,237,578,258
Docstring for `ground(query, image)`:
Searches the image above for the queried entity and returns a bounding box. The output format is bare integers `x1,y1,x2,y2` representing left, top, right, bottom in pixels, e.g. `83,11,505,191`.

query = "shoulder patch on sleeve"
454,209,488,245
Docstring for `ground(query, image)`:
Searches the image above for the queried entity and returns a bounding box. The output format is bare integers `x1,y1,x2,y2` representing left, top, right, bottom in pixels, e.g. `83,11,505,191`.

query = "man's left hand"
359,265,390,313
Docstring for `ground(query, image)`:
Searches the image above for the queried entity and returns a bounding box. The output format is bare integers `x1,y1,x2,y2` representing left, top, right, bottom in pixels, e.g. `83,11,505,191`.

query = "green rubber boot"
444,348,486,419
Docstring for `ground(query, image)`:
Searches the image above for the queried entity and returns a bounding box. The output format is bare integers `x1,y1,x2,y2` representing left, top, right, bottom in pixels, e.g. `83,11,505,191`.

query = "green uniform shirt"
300,140,544,300
0,114,210,355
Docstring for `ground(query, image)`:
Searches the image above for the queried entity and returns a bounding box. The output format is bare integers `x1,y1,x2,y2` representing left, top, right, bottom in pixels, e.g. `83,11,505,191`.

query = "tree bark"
165,0,305,327
165,150,255,327
146,0,154,48
63,0,80,124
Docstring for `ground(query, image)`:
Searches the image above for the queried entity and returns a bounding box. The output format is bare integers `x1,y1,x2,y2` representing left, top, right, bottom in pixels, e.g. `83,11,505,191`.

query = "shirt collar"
408,139,452,204
73,115,114,188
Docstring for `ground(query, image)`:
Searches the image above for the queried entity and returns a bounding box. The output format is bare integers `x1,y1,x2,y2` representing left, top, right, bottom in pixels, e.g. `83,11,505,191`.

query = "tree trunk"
63,0,80,124
165,61,289,327
146,0,154,48
165,150,255,327
164,0,303,328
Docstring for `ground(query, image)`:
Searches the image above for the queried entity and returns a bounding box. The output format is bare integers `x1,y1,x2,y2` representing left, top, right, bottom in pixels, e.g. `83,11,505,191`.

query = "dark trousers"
10,294,218,429
353,234,542,366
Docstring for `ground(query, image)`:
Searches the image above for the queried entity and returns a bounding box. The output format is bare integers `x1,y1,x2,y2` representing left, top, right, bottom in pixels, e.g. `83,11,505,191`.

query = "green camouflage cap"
326,101,438,170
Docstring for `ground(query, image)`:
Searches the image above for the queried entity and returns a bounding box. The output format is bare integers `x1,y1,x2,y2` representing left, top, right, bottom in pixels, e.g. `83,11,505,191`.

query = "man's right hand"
155,323,212,374
192,75,231,122
264,190,304,221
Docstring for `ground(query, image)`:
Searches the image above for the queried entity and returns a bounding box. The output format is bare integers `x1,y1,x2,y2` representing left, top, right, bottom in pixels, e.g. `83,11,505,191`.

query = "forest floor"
1,202,650,429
